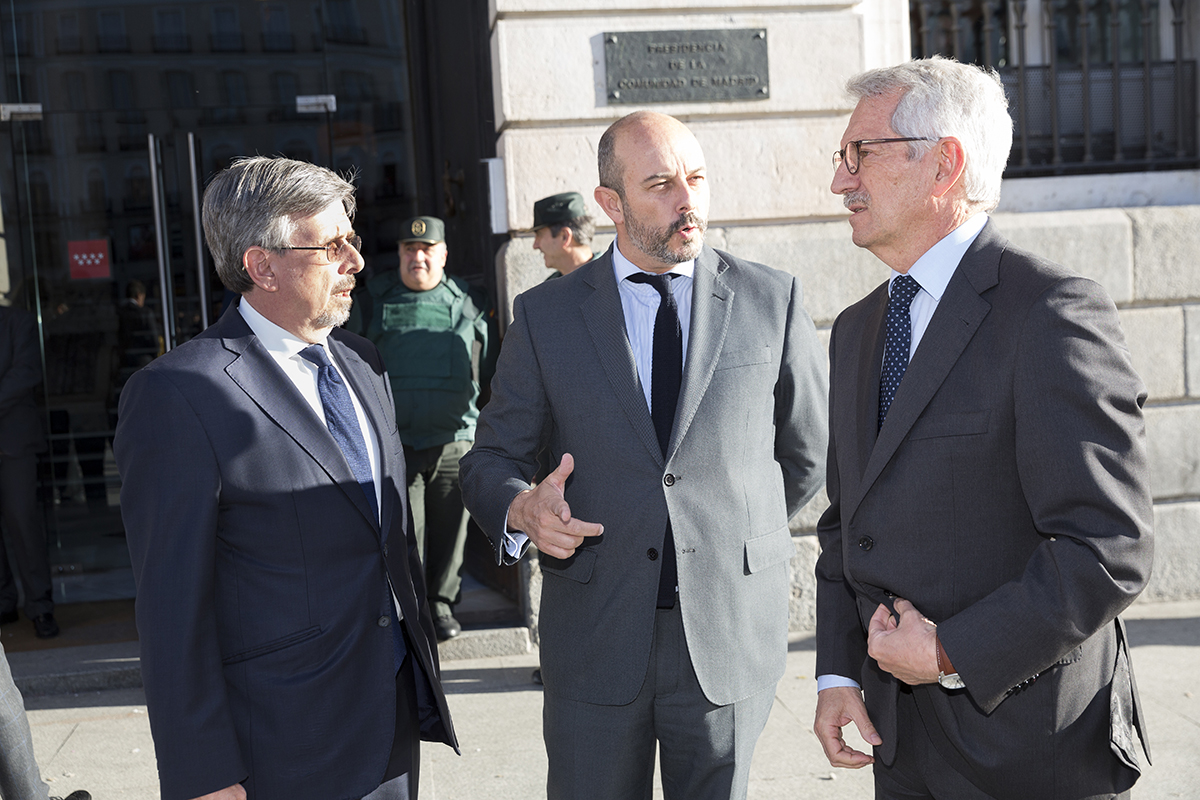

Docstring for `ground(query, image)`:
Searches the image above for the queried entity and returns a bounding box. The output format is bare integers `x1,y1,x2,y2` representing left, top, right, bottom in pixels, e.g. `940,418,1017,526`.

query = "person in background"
353,216,495,641
531,192,596,279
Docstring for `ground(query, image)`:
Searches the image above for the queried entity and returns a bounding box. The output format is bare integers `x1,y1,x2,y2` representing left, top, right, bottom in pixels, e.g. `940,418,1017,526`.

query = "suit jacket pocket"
539,547,597,584
714,345,771,372
908,410,990,440
744,524,794,574
222,625,321,665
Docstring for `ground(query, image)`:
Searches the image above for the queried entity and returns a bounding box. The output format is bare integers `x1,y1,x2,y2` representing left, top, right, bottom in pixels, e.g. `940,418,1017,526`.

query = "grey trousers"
0,640,49,800
543,604,776,800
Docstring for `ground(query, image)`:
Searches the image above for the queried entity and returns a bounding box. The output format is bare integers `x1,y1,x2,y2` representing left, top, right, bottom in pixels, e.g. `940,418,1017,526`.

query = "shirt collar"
611,239,695,282
892,212,988,300
238,297,326,359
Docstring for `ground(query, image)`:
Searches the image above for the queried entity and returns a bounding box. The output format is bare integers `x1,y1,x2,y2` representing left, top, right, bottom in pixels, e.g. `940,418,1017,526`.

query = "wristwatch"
936,636,966,690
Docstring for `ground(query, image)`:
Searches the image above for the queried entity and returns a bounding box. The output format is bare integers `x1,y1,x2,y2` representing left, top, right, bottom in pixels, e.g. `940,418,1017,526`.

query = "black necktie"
878,274,921,430
627,271,681,608
299,344,405,671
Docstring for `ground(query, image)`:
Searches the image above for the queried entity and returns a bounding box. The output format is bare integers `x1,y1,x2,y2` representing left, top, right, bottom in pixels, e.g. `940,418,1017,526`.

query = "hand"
866,598,939,685
189,785,246,800
507,453,603,559
814,685,881,768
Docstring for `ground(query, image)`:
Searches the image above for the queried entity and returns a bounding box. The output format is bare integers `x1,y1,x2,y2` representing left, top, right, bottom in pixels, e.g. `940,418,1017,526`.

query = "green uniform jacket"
352,271,494,451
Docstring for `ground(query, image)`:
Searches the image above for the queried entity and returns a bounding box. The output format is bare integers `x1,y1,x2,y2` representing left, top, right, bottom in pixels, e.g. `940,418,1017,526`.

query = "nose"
343,246,364,273
831,157,856,195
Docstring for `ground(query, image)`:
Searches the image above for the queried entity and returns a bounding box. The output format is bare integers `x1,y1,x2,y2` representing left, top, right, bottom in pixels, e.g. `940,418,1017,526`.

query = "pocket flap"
744,525,794,574
539,546,598,584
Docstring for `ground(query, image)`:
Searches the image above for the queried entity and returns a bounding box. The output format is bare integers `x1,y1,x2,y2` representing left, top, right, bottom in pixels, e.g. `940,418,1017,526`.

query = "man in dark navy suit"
116,156,457,800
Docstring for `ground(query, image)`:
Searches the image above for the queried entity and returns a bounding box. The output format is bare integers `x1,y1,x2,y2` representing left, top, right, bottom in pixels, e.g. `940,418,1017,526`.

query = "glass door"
0,0,420,606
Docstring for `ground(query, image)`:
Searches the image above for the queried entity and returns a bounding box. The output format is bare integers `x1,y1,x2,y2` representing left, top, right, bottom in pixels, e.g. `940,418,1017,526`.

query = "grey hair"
548,215,595,248
846,56,1012,211
202,156,358,293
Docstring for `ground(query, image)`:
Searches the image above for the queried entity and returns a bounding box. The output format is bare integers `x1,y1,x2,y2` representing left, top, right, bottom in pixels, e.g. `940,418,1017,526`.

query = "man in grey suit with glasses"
461,111,828,799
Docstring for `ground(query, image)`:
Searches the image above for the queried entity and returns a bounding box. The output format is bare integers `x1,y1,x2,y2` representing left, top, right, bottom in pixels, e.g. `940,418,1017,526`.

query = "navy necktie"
300,344,406,671
627,271,681,609
878,274,921,430
299,344,379,520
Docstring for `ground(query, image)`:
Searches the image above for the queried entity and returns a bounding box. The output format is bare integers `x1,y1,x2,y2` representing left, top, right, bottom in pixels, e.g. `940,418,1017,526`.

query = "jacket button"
647,548,659,561
663,473,675,487
382,543,389,556
377,615,391,628
858,536,874,551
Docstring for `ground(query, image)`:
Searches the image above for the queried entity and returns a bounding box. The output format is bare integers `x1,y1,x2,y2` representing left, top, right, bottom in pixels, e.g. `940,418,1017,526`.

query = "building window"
57,13,82,54
211,6,243,52
97,10,128,53
154,8,191,52
910,0,1196,175
261,4,294,52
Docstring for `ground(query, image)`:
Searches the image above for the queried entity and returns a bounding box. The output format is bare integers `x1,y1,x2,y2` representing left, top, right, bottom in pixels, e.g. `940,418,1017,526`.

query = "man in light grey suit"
814,58,1153,799
460,111,828,799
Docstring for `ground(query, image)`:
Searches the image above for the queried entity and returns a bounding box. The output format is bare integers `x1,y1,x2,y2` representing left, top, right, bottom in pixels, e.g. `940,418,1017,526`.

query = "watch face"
938,672,966,690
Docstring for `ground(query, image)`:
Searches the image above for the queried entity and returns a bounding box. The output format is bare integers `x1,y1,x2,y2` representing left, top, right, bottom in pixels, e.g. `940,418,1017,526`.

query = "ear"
594,186,624,226
557,226,574,248
931,137,967,199
243,246,279,293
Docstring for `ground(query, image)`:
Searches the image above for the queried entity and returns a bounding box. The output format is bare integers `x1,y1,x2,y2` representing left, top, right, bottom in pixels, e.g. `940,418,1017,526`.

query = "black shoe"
32,612,59,639
0,609,17,625
51,792,91,800
434,612,461,641
532,668,543,686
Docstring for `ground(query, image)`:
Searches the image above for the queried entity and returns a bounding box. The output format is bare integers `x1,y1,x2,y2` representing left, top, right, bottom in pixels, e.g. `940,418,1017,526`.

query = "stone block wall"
490,0,1200,637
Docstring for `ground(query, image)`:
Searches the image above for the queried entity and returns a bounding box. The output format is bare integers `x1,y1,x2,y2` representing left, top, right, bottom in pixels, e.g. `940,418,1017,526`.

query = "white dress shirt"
238,299,383,519
818,212,988,694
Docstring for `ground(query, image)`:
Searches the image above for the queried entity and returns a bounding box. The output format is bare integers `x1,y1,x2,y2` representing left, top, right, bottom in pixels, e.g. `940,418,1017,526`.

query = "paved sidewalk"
19,598,1200,799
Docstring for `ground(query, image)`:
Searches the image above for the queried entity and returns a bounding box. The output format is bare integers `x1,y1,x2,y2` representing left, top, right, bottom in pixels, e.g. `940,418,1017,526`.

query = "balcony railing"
210,32,245,52
153,33,191,53
262,32,295,52
911,0,1197,176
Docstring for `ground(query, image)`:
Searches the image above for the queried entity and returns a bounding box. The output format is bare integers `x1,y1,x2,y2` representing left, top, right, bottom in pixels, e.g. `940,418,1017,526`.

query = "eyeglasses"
281,234,362,262
832,138,933,175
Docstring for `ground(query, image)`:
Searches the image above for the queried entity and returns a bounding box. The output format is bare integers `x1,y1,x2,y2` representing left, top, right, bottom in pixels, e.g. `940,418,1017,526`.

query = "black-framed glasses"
832,138,933,175
281,234,362,262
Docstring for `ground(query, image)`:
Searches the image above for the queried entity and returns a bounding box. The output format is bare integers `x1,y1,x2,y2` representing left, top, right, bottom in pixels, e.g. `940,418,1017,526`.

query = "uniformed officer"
531,192,596,278
354,216,494,640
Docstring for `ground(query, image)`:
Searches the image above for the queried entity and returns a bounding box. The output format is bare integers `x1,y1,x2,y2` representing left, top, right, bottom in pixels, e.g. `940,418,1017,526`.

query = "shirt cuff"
817,674,861,692
500,508,531,563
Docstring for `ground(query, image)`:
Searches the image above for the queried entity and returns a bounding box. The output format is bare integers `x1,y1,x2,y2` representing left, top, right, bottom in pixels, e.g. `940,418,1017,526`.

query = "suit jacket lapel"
850,223,1001,520
672,246,732,457
217,308,380,529
581,251,664,464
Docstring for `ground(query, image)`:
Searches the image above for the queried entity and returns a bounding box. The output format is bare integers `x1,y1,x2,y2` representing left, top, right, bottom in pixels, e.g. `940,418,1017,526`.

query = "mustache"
843,191,870,209
669,211,706,234
332,278,356,295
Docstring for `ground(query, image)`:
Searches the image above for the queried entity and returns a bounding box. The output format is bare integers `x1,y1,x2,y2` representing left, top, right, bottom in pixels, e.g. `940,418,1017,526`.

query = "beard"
624,205,707,264
314,277,356,329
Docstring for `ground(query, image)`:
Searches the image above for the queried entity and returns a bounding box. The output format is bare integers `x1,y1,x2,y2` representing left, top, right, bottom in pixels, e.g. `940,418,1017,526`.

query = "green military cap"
400,215,445,244
532,192,587,230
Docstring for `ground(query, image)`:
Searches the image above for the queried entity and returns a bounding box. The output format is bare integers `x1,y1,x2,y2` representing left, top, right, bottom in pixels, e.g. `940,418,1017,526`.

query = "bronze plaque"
604,29,769,105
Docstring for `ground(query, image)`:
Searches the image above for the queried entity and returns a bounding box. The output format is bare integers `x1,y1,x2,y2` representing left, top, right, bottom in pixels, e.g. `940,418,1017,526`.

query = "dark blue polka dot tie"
878,274,921,431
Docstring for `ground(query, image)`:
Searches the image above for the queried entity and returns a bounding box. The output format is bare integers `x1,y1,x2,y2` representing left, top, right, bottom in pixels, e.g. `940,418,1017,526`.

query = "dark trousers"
367,653,421,800
405,441,471,612
0,454,53,618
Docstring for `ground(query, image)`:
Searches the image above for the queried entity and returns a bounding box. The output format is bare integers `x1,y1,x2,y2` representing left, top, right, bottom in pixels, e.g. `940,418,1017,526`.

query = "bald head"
593,111,709,272
598,111,698,199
